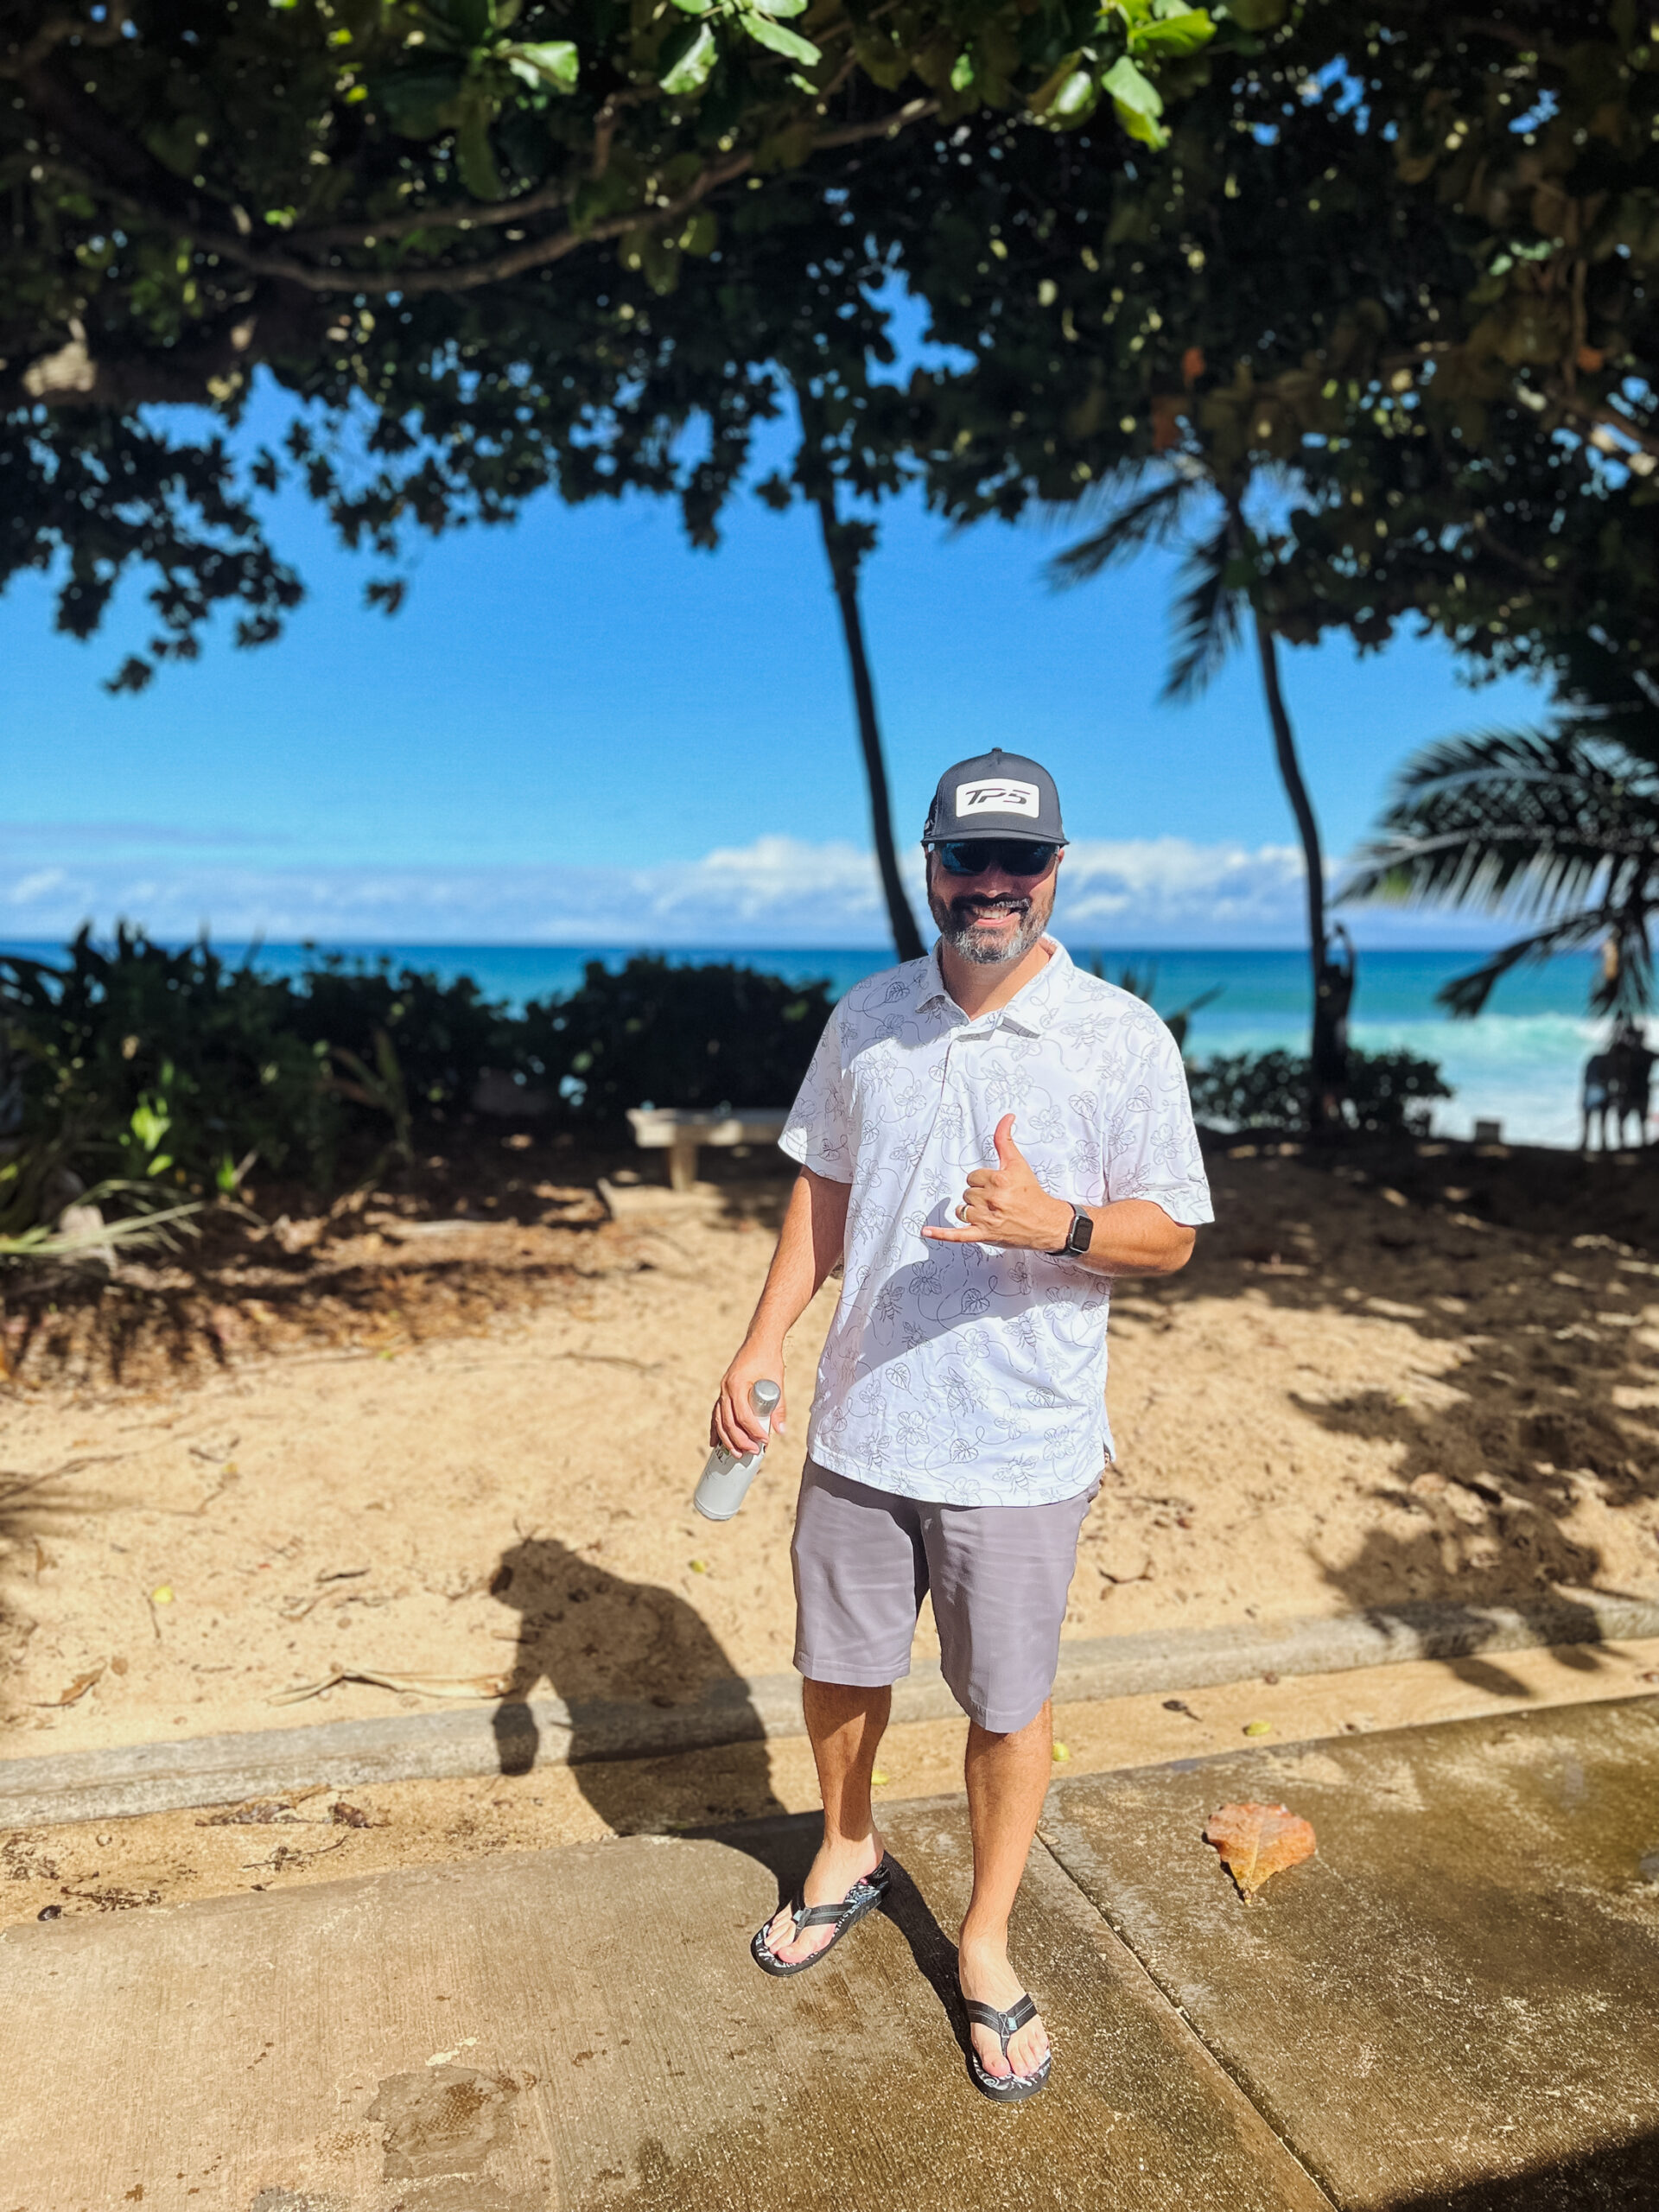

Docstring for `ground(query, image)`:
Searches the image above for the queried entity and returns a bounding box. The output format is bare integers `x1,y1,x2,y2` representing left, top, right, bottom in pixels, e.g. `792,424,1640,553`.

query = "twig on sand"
271,1664,511,1706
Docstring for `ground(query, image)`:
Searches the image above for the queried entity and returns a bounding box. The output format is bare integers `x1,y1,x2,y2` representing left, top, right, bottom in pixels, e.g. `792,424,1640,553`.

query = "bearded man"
710,747,1212,2101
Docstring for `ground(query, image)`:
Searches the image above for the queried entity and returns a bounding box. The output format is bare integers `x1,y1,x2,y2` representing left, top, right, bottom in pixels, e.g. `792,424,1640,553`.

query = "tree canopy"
3,0,1217,683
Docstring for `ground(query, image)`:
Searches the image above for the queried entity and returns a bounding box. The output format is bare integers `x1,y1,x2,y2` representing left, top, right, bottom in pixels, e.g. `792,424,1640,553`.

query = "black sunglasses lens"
938,840,1058,877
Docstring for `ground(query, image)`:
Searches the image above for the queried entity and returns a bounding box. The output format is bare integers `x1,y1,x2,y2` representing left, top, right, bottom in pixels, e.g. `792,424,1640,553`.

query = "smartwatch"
1052,1204,1094,1257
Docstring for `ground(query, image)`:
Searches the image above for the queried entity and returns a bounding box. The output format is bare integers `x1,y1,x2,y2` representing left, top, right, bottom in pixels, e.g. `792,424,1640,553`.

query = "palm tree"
1048,458,1351,1131
1342,638,1659,1018
804,472,926,963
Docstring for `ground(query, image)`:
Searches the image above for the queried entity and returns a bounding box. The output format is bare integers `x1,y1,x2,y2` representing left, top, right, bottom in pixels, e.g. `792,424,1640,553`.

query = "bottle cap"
749,1379,782,1415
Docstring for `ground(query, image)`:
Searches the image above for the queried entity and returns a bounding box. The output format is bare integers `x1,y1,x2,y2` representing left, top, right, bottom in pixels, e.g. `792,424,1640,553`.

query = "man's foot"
762,1833,884,1967
958,1934,1050,2081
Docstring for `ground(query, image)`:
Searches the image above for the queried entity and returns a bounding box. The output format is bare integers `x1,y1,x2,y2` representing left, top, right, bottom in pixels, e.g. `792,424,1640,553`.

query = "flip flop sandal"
750,1857,893,1978
965,1995,1052,2104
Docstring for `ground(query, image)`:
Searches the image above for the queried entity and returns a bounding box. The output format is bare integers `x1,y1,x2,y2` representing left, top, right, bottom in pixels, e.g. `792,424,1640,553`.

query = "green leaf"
505,40,579,91
454,94,505,200
1050,68,1097,121
1217,0,1285,25
670,0,713,11
740,13,821,65
950,48,975,92
374,67,465,139
660,22,718,93
1129,10,1215,56
751,0,809,14
1102,54,1166,147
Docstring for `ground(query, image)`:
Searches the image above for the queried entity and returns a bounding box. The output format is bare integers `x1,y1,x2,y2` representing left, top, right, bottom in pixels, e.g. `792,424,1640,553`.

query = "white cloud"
0,833,1517,949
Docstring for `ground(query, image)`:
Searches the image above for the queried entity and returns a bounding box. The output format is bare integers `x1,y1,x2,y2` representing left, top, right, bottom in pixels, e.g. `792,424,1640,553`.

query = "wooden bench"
626,1107,790,1192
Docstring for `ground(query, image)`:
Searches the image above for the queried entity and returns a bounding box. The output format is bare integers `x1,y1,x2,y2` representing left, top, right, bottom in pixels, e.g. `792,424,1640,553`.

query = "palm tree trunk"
1250,605,1347,1132
812,487,925,963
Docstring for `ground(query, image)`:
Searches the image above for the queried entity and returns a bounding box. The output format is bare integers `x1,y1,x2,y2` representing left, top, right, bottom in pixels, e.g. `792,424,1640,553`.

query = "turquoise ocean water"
1,940,1611,1148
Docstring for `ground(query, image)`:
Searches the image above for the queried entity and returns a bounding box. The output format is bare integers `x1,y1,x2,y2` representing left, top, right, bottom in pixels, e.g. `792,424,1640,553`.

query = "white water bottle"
695,1379,781,1522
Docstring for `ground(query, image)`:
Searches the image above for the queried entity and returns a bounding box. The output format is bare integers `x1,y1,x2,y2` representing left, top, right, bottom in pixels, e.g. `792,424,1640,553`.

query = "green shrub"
520,956,833,1124
288,954,514,1115
1188,1046,1452,1136
0,933,839,1224
0,929,340,1230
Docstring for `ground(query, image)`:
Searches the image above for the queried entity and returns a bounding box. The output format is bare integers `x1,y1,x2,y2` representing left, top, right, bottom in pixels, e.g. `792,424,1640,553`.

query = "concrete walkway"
4,1697,1657,2211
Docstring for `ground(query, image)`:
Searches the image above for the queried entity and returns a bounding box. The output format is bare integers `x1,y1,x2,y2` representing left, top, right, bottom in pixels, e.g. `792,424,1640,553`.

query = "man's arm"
712,1166,850,1455
921,1113,1196,1276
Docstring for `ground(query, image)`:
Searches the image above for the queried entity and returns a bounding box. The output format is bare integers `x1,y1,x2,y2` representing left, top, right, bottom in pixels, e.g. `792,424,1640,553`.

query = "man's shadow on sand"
486,1533,786,1831
486,1535,965,2048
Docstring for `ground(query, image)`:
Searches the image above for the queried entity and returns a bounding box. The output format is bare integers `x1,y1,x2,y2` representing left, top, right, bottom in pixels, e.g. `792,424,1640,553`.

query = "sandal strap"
797,1900,854,1928
966,1993,1039,2050
792,1860,891,1929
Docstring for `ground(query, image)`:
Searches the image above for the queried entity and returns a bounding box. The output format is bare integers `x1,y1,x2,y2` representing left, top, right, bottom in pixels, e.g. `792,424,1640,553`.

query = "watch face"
1070,1209,1094,1253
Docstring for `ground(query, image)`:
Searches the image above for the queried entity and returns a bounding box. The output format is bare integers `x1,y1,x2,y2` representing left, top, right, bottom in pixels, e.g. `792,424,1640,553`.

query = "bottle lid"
749,1378,782,1414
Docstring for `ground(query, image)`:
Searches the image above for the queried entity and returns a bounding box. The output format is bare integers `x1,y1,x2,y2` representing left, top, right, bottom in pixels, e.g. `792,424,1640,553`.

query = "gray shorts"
790,1458,1098,1734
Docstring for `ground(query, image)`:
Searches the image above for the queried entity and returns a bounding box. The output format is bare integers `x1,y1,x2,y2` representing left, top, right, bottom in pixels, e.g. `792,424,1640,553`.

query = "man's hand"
712,1338,788,1457
922,1114,1073,1253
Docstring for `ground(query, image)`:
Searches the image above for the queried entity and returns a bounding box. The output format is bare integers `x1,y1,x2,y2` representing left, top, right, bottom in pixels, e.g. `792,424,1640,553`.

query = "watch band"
1054,1204,1094,1256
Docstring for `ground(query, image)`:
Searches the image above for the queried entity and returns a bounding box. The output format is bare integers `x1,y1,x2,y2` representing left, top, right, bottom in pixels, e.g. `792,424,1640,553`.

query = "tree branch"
174,99,939,298
1,2,130,78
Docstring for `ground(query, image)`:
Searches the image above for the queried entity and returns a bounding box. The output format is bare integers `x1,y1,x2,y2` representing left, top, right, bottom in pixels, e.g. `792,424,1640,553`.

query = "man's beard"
928,880,1055,967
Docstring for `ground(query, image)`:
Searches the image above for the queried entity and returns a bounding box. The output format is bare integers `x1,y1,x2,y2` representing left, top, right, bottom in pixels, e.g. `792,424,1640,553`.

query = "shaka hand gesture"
922,1114,1075,1254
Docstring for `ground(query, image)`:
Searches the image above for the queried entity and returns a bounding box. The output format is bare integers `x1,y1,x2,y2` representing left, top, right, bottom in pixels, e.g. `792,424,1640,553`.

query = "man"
711,748,1211,2101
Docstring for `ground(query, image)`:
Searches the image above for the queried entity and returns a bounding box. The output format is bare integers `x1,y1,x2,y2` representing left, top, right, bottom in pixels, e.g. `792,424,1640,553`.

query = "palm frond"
1342,727,1659,921
1046,468,1203,590
1163,521,1241,702
1433,906,1648,1018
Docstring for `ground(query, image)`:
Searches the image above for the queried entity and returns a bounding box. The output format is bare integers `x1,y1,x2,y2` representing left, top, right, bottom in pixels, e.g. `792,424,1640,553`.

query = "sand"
4,1144,1657,1770
5,1634,1657,1930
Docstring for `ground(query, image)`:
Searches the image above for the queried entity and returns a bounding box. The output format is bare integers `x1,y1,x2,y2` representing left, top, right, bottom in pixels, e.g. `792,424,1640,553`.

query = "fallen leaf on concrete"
1205,1802,1317,1901
1243,1719,1274,1737
34,1661,105,1707
271,1666,510,1706
1052,1740,1071,1763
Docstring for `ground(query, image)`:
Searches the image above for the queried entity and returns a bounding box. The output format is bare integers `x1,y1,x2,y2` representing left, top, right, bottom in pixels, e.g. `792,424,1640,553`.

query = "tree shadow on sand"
1151,1146,1659,1694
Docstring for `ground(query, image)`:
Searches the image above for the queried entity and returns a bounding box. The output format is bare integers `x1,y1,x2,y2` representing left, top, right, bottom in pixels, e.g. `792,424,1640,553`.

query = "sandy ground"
3,1638,1656,1931
4,1146,1659,1769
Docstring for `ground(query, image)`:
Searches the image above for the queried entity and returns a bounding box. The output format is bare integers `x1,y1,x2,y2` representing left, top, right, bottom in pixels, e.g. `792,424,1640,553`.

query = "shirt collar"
917,938,1073,1035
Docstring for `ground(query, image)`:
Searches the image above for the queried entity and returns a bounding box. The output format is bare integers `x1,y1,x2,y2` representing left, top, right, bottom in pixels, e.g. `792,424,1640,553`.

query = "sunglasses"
931,839,1061,879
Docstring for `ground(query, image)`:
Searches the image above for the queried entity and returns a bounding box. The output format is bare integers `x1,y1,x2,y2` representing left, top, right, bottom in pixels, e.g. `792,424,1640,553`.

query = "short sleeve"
779,1007,854,1183
1103,1015,1214,1224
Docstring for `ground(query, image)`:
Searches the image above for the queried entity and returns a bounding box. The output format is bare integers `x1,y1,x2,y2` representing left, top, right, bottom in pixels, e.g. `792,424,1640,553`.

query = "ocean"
1,939,1610,1148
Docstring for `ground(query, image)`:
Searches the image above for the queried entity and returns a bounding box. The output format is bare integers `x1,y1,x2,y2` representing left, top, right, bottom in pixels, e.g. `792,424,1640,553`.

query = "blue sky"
3,376,1554,949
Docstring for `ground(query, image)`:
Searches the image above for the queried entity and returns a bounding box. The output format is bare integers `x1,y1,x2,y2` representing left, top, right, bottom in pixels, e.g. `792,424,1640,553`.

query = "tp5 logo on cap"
956,779,1040,819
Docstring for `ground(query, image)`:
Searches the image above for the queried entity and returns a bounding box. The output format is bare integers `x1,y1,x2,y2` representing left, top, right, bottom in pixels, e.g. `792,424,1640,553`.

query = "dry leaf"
271,1666,510,1707
34,1662,105,1708
1205,1802,1317,1901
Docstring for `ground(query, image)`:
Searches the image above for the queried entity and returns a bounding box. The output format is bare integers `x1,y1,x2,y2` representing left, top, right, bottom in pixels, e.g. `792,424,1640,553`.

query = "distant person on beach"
1612,1020,1656,1148
1583,1049,1615,1152
710,747,1211,2101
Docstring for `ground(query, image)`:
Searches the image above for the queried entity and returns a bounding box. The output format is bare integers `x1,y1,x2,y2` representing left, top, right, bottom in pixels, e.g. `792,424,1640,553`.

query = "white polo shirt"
779,940,1213,1508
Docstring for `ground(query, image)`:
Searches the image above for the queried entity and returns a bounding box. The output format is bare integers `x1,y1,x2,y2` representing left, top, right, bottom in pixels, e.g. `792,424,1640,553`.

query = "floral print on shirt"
779,940,1213,1507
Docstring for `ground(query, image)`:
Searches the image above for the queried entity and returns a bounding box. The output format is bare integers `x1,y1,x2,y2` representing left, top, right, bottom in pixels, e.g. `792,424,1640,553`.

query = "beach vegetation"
1344,640,1659,1021
519,955,833,1122
0,931,832,1229
1187,1045,1451,1139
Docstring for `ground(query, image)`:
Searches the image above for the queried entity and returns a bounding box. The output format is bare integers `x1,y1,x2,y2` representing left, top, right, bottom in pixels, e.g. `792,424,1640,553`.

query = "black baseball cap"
922,748,1067,845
